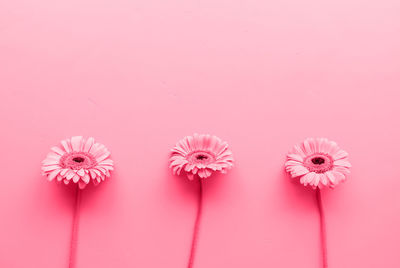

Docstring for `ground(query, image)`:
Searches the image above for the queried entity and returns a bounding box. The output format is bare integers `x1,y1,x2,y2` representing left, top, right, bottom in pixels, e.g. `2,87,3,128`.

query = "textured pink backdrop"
1,0,400,267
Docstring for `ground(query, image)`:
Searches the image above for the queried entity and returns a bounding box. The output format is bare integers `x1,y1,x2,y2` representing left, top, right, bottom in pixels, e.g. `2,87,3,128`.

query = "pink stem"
316,188,328,268
69,185,82,268
187,178,203,268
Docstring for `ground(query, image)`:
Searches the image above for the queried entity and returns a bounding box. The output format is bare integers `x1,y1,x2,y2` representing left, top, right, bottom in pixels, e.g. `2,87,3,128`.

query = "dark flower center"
189,151,215,165
73,157,85,163
311,157,325,165
304,154,333,173
196,154,208,161
60,152,97,170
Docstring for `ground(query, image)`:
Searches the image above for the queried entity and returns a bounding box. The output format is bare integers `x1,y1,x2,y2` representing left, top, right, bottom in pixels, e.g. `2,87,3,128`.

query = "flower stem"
69,185,82,268
316,188,328,268
187,177,203,268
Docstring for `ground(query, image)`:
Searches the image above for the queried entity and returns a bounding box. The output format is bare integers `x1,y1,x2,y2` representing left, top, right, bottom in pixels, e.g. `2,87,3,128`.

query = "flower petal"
291,166,309,177
66,171,76,180
42,165,60,172
320,174,328,186
61,140,71,153
334,160,352,168
332,150,348,160
77,169,85,177
287,153,303,162
325,171,337,186
78,181,87,189
71,136,83,152
84,137,95,152
47,169,61,181
51,146,65,155
72,174,80,183
302,139,314,154
82,174,90,183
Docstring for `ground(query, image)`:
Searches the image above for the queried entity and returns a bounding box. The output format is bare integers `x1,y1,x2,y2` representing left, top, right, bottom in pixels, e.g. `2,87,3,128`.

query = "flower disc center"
196,154,208,160
73,157,85,163
189,151,215,164
304,154,333,173
60,152,97,170
311,157,325,165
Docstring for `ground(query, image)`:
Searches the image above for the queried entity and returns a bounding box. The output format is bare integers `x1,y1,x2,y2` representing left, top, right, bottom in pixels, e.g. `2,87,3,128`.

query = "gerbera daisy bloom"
169,133,234,180
170,134,234,268
285,138,351,268
285,138,351,189
42,136,114,189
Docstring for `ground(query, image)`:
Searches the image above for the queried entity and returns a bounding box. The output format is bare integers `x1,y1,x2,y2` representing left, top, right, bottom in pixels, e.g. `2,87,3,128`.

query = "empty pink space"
0,0,399,267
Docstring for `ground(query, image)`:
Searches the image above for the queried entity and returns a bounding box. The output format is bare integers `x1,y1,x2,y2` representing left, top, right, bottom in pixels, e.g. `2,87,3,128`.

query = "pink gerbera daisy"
42,136,114,189
285,138,351,268
170,134,234,268
169,133,234,180
285,138,351,189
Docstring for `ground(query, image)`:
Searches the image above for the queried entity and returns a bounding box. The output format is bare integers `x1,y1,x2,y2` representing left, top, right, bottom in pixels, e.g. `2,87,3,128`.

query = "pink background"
1,0,400,267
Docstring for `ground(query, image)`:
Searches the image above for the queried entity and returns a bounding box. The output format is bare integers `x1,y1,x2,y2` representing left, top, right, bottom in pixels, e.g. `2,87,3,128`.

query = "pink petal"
93,169,102,177
327,141,340,155
320,174,328,186
45,153,62,160
96,167,107,175
184,164,194,172
60,169,69,176
84,137,95,152
325,171,337,185
96,151,111,162
204,169,212,177
82,174,90,183
186,136,194,151
71,136,83,152
100,165,114,171
287,153,303,162
78,181,86,189
332,171,346,183
92,145,106,158
285,160,302,167
198,169,206,178
299,174,308,185
89,170,97,179
333,166,350,174
66,171,76,180
173,164,184,175
61,140,71,153
312,174,321,187
77,169,85,177
99,159,113,166
192,167,198,174
305,172,316,185
72,174,80,183
302,139,314,154
42,159,60,166
51,146,65,155
334,160,351,168
292,144,306,159
42,165,60,172
47,169,61,181
291,166,309,177
332,150,349,160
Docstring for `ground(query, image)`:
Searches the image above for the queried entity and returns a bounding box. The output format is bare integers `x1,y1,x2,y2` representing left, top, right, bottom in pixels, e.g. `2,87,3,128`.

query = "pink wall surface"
1,0,400,267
